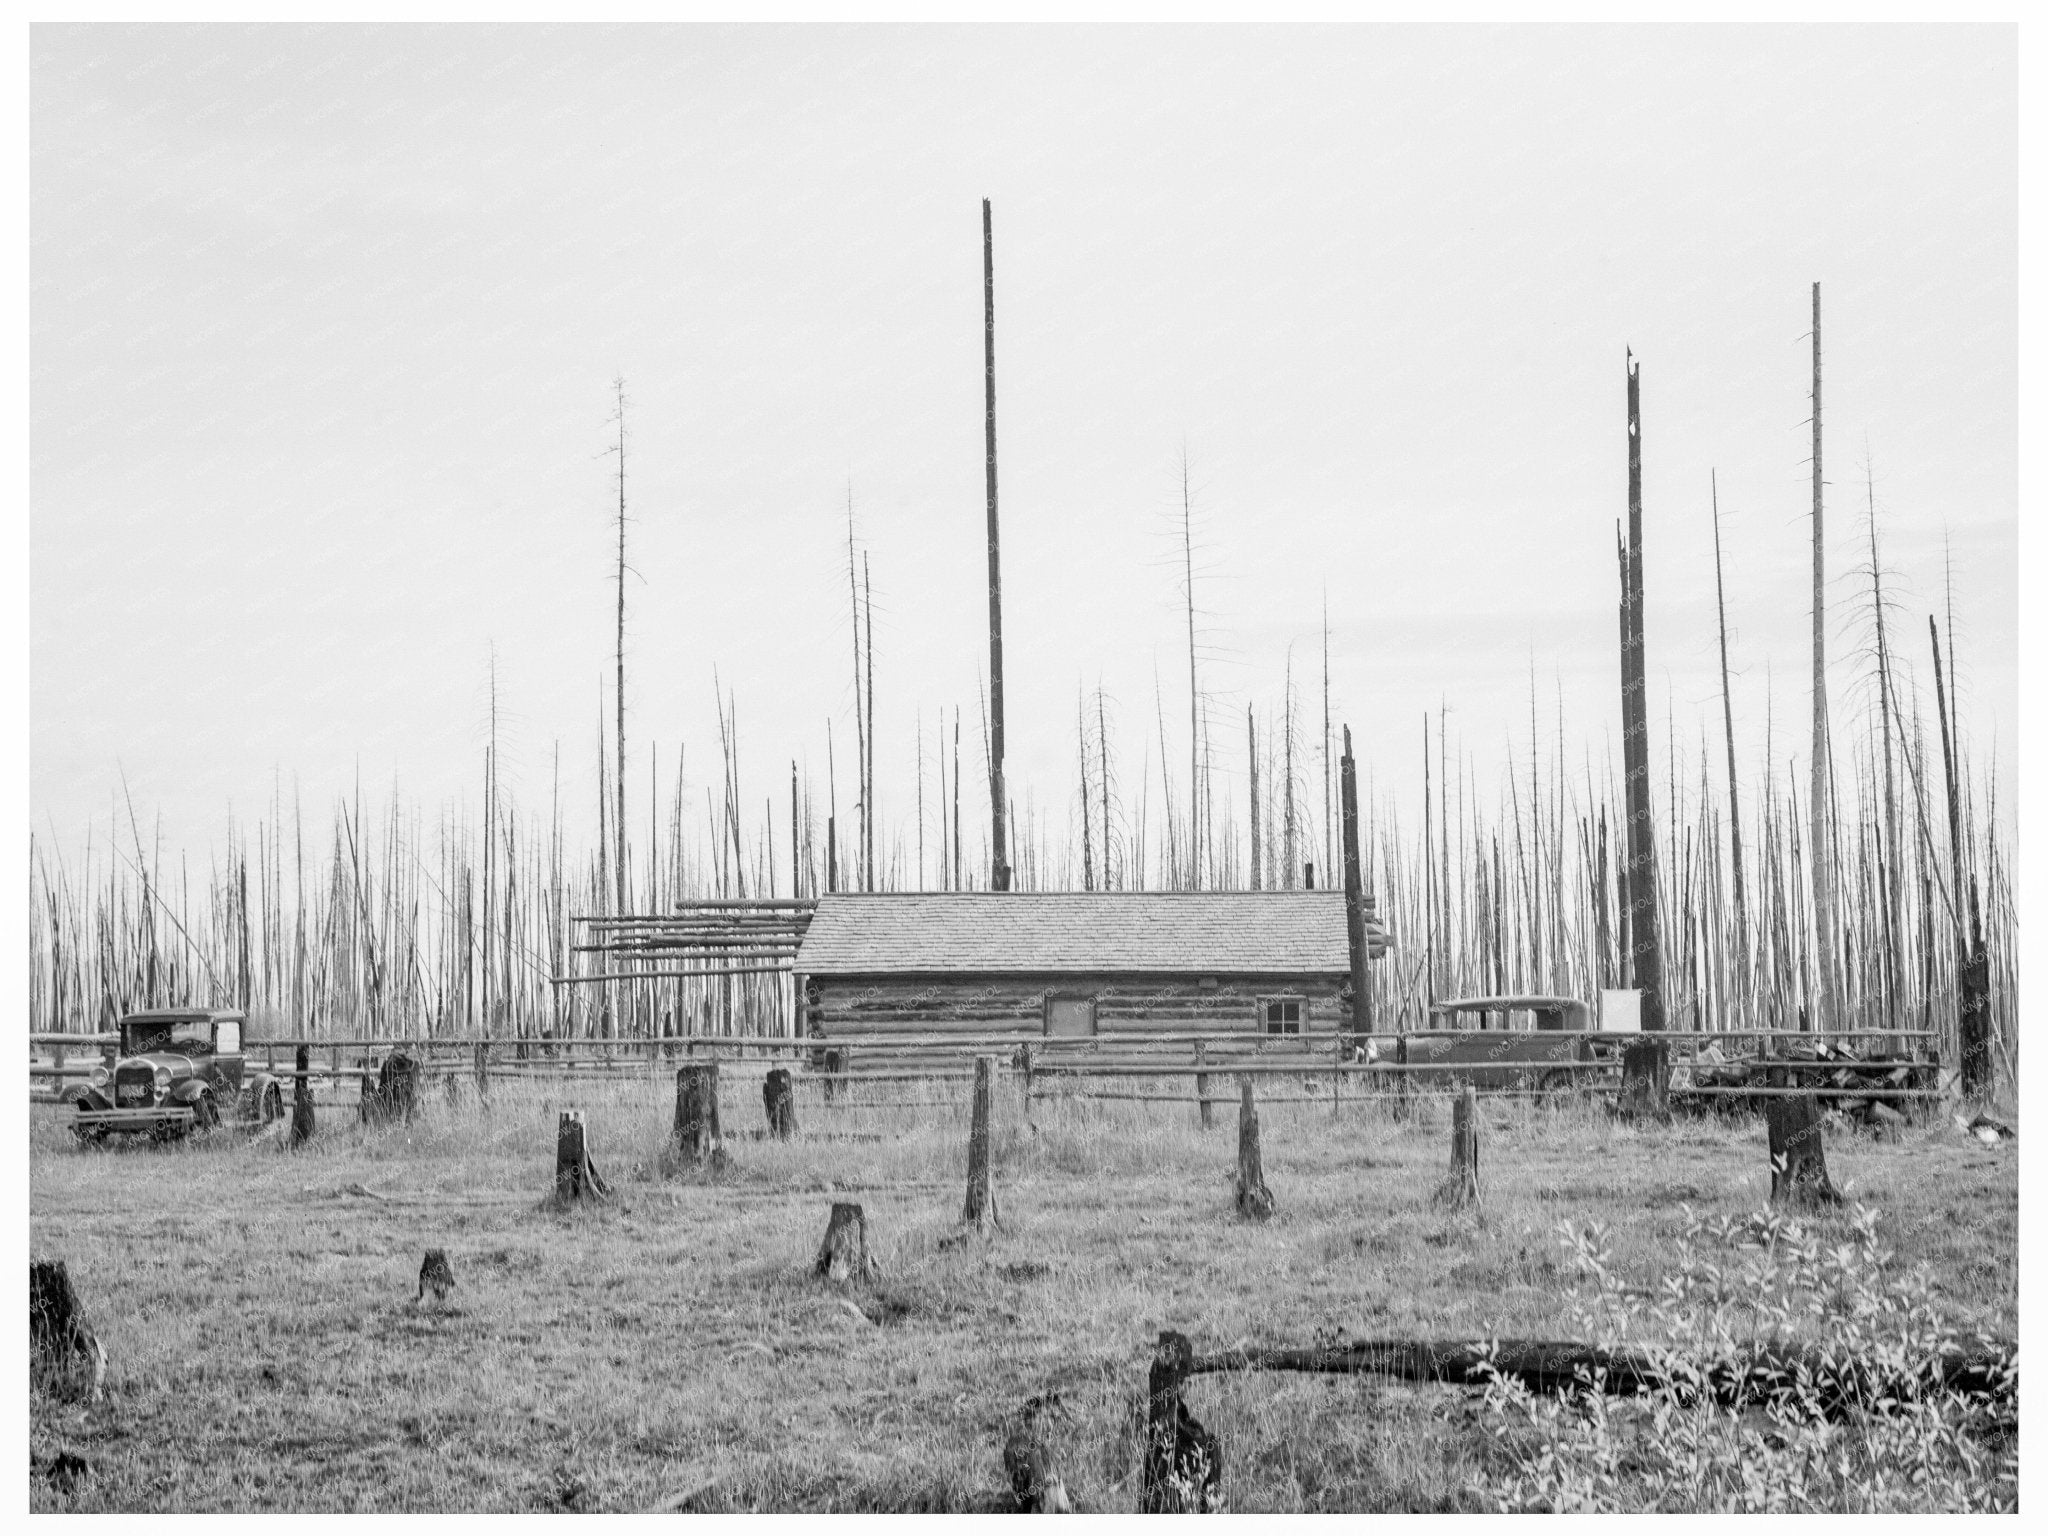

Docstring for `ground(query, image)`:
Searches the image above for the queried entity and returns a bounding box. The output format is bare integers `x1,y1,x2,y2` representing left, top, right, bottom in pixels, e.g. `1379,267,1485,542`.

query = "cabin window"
1044,996,1096,1038
1261,996,1304,1036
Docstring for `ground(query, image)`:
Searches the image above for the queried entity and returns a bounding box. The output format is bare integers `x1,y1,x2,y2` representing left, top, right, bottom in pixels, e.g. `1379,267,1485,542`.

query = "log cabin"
795,891,1378,1048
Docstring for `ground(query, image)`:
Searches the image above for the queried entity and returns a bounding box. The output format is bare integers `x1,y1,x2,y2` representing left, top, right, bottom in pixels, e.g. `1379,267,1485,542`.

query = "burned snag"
814,1201,878,1286
962,1054,999,1231
1142,1331,1223,1513
763,1067,797,1139
289,1043,315,1148
547,1109,613,1207
664,1063,732,1176
30,1259,106,1402
1767,1091,1843,1208
1615,1039,1671,1123
1435,1084,1480,1209
1233,1080,1274,1221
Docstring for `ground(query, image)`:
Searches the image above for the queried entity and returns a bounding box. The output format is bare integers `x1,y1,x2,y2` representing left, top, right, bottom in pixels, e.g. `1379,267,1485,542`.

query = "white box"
1600,989,1642,1033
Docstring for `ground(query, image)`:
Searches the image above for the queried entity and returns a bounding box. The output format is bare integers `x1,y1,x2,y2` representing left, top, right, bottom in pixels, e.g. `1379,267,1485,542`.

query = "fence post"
1195,1040,1212,1129
962,1055,999,1230
473,1040,490,1109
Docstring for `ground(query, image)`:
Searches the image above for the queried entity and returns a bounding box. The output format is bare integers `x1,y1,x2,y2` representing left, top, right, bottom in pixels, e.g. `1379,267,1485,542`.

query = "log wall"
805,973,1348,1042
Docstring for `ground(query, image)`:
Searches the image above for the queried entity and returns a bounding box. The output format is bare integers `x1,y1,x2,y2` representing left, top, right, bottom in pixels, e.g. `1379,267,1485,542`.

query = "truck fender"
72,1085,113,1113
167,1078,212,1108
243,1071,284,1119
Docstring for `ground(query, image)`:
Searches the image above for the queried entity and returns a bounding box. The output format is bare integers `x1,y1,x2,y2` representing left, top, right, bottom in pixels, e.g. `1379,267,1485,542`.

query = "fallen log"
1179,1336,2016,1421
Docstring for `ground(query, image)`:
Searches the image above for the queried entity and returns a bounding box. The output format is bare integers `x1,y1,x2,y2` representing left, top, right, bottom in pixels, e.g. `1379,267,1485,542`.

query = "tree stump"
664,1064,732,1176
962,1055,1000,1231
547,1109,613,1207
417,1248,456,1304
1233,1080,1275,1220
1767,1091,1844,1208
1142,1330,1222,1513
1195,1041,1213,1129
813,1201,878,1285
1435,1084,1480,1209
763,1068,798,1140
1003,1395,1073,1512
30,1260,106,1402
1615,1039,1671,1122
289,1043,315,1149
821,1046,845,1103
359,1049,419,1126
473,1040,491,1110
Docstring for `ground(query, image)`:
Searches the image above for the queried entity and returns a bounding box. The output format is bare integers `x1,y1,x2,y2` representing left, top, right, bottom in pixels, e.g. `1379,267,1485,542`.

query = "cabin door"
1045,996,1096,1038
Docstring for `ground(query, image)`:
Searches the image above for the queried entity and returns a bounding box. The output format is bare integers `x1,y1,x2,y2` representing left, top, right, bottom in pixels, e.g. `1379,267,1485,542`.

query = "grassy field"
27,1071,2018,1512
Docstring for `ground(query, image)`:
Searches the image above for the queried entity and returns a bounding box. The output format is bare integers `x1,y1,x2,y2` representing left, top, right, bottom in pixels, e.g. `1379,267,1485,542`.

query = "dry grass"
27,1072,2017,1512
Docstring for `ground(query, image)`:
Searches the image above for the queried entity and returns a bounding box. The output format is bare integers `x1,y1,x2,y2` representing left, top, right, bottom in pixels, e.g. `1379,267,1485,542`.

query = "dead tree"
1143,1331,1223,1513
982,198,1011,892
763,1068,797,1139
962,1054,999,1230
1435,1084,1480,1209
1233,1080,1274,1220
814,1201,878,1286
548,1109,613,1207
664,1063,731,1176
30,1260,106,1401
289,1043,315,1149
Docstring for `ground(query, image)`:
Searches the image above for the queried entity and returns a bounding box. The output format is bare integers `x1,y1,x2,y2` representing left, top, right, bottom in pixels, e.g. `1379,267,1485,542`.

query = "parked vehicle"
71,1009,284,1143
1397,995,1618,1095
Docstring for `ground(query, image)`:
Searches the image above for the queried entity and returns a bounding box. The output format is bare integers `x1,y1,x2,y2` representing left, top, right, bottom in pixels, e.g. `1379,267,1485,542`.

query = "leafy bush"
1472,1205,2016,1512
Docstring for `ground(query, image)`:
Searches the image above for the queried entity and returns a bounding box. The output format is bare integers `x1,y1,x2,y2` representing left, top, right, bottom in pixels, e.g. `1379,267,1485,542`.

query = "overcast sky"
30,24,2016,875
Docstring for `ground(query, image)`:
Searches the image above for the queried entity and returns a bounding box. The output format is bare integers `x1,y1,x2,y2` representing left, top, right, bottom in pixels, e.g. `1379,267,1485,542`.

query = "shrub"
1471,1205,2016,1512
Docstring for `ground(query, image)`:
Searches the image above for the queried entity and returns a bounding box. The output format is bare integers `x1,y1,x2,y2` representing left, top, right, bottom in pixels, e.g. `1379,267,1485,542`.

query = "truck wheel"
1538,1069,1582,1105
263,1083,284,1122
188,1093,220,1137
72,1112,106,1146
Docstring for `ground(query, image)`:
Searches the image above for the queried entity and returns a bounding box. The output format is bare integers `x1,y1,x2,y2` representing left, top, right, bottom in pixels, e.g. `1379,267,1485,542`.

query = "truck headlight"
154,1066,173,1091
90,1064,110,1087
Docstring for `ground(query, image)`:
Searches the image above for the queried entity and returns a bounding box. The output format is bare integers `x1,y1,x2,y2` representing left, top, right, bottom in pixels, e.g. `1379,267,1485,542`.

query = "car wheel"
1538,1068,1582,1105
189,1093,220,1136
72,1111,106,1146
264,1084,285,1122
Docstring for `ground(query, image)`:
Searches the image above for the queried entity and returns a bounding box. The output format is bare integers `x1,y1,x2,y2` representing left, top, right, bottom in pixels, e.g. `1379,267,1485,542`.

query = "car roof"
1430,995,1586,1012
121,1009,246,1024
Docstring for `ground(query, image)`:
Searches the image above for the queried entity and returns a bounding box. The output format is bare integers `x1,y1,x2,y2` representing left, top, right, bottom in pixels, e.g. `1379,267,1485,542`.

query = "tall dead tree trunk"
1809,284,1836,1030
1711,471,1747,971
613,377,630,918
982,199,1011,893
1340,727,1370,1049
1621,352,1669,1037
1247,708,1261,891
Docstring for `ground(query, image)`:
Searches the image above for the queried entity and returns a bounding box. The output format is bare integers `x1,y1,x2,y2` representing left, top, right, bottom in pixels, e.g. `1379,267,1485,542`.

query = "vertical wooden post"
1195,1040,1212,1128
473,1040,490,1109
1018,1044,1035,1115
1437,1083,1480,1208
1233,1079,1275,1219
962,1054,999,1230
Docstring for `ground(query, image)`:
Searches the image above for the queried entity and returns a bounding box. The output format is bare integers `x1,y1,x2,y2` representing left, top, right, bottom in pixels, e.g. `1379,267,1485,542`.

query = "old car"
72,1008,285,1143
1395,994,1617,1096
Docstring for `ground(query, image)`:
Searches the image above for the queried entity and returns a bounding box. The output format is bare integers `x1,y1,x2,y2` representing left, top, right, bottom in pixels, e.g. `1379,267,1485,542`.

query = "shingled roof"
795,891,1350,976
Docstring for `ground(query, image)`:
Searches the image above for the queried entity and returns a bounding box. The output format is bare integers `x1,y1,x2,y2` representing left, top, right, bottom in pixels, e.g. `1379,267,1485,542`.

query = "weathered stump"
547,1109,613,1207
1195,1040,1213,1129
30,1259,106,1401
443,1070,462,1112
664,1064,732,1176
1233,1080,1275,1220
813,1201,878,1285
763,1068,798,1140
473,1039,491,1110
1615,1039,1671,1122
1142,1330,1222,1513
821,1046,846,1103
289,1043,315,1149
359,1049,419,1126
1767,1089,1843,1208
1003,1395,1074,1512
1435,1084,1480,1209
417,1248,456,1303
962,1055,1000,1231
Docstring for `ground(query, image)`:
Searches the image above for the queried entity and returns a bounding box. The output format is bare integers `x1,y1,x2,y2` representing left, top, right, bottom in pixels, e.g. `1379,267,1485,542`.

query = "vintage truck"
71,1008,286,1142
1394,994,1624,1095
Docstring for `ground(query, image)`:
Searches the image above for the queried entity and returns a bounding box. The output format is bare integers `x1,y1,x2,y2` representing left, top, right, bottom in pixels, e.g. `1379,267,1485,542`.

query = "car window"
215,1019,240,1053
